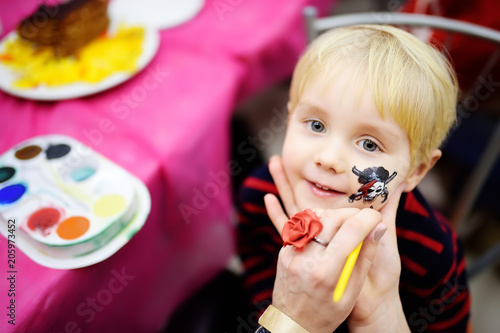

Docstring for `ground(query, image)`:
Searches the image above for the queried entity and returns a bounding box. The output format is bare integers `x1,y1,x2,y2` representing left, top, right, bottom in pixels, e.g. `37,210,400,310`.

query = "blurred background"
2,0,498,332
168,0,500,332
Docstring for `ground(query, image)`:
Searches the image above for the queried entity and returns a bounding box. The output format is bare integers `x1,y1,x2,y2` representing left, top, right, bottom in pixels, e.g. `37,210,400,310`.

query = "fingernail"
374,226,388,242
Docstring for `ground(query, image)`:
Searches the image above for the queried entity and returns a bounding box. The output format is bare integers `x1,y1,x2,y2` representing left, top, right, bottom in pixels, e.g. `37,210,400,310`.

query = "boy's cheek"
347,165,399,209
348,176,405,212
346,196,386,211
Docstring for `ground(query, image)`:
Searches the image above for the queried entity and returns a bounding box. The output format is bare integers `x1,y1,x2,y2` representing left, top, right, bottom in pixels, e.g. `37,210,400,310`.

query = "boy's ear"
404,149,442,192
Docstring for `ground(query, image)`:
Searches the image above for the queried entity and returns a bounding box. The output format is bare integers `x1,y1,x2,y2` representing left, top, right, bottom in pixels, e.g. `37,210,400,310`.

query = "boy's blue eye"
361,139,379,152
308,120,325,132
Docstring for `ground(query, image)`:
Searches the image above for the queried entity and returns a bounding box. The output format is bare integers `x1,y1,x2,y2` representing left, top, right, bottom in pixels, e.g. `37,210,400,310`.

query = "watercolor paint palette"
0,135,151,269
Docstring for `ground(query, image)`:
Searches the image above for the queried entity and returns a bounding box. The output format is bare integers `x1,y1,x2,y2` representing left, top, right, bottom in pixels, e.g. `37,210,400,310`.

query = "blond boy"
237,25,470,332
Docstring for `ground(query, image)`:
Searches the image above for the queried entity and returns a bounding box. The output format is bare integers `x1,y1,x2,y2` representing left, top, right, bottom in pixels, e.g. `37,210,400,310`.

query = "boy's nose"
313,143,346,173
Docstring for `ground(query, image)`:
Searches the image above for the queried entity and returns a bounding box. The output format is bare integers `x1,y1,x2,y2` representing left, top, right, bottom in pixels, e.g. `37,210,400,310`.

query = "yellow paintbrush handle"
333,241,363,302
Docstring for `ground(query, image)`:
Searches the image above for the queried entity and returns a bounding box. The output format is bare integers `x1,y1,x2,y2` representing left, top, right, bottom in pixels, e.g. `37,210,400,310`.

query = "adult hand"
264,156,387,333
347,182,410,332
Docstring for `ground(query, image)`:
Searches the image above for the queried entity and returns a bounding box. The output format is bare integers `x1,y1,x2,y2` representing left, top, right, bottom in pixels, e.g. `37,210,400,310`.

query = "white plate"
109,0,205,30
0,21,160,101
0,134,152,269
0,176,151,270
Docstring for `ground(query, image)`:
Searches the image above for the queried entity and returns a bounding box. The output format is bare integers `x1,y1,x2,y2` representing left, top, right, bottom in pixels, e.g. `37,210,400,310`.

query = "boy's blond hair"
289,25,458,173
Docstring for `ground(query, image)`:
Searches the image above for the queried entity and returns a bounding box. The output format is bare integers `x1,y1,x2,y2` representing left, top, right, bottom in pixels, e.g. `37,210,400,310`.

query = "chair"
303,7,500,279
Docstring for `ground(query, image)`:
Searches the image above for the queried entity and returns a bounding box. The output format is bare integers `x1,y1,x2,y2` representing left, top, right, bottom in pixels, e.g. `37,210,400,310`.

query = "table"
0,0,335,331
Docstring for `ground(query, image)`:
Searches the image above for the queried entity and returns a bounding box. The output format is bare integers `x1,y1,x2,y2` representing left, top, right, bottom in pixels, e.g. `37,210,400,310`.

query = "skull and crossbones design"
348,166,397,204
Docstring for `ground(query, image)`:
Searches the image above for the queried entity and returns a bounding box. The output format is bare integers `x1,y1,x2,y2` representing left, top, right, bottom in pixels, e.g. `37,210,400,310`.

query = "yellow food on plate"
0,25,144,89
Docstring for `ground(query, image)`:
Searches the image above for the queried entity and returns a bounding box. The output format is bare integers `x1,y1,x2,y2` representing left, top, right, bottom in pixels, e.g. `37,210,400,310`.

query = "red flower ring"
282,209,322,251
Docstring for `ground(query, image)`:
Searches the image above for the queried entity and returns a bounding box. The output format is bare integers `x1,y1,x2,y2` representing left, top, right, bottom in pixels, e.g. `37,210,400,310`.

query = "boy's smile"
282,68,412,211
308,179,346,198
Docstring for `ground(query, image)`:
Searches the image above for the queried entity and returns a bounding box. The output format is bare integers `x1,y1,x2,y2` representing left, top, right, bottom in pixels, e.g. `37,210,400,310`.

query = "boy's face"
282,70,411,211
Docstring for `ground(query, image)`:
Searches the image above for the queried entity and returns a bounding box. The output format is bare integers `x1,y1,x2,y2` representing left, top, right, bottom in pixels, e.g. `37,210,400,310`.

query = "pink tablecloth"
0,0,335,331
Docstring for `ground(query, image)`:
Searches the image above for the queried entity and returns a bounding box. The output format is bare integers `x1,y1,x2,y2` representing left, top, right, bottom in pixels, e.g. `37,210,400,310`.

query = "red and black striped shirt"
236,164,471,333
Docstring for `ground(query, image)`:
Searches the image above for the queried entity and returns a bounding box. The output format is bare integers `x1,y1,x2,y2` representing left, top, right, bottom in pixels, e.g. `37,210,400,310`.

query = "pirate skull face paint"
349,166,397,204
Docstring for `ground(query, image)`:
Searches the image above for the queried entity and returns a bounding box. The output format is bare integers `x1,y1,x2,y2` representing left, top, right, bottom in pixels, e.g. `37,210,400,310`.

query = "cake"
17,0,109,57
